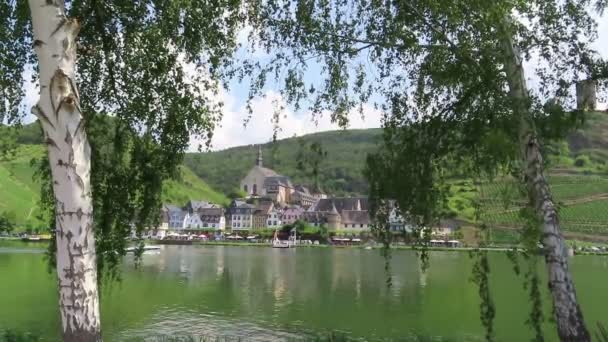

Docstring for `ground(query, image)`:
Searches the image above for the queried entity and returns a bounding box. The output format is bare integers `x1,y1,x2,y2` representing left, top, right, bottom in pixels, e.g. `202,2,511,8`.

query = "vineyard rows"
475,177,608,235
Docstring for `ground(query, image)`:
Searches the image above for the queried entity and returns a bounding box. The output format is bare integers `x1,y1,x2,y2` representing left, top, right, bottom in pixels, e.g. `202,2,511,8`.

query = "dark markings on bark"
51,18,67,37
68,76,80,102
74,119,85,139
64,128,73,146
33,39,46,48
76,207,84,220
75,173,85,192
83,223,91,249
49,72,57,115
56,94,78,116
62,318,101,342
45,137,60,150
33,105,56,130
57,210,92,217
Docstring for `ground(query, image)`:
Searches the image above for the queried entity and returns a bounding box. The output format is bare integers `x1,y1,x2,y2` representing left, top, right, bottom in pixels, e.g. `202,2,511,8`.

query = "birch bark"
28,1,101,341
500,17,590,342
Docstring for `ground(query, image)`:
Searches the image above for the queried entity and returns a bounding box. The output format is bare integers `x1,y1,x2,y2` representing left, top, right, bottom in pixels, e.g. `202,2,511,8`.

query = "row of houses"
141,147,410,238
149,196,408,238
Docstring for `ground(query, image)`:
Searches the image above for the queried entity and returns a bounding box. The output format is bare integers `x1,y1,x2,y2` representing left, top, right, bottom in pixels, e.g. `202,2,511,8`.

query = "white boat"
126,245,161,253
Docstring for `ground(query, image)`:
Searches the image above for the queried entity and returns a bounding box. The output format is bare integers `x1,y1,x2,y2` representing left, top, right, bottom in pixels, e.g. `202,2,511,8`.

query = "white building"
229,200,255,230
184,212,204,230
267,208,282,228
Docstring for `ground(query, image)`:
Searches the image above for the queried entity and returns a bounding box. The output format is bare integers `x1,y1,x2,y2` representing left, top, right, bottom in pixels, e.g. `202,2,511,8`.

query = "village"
143,147,459,246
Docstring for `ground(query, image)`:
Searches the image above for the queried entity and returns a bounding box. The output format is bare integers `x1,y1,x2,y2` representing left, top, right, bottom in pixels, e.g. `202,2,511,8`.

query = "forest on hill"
186,112,608,197
184,128,383,196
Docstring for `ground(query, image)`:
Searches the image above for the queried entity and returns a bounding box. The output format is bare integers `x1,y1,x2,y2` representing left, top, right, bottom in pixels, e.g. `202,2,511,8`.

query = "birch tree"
2,0,244,340
242,0,606,340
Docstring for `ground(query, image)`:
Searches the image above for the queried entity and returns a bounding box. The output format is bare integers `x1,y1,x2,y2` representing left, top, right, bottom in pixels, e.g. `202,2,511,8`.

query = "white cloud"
195,90,382,151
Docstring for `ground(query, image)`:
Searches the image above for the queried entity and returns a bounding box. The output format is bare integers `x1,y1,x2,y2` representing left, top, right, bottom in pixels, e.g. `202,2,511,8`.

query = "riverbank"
3,238,608,256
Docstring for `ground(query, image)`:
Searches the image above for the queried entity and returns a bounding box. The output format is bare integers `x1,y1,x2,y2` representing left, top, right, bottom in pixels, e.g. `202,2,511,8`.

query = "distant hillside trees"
185,129,382,196
0,211,16,234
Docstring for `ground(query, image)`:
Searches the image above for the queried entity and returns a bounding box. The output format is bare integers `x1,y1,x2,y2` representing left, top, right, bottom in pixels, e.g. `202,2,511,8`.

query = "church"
239,146,324,207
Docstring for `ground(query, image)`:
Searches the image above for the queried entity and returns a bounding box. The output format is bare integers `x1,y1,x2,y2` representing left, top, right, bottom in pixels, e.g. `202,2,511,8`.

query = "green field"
0,145,45,228
162,165,229,206
0,145,227,231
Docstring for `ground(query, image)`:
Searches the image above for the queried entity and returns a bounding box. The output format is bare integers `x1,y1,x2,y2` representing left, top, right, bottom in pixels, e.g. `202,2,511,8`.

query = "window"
244,184,248,192
253,184,257,195
352,224,356,228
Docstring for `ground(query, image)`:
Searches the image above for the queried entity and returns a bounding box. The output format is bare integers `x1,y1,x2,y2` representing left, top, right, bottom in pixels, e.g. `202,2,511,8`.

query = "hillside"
163,165,229,206
184,128,382,196
0,143,227,230
186,112,608,240
4,111,607,238
447,111,608,241
186,112,608,196
0,145,45,229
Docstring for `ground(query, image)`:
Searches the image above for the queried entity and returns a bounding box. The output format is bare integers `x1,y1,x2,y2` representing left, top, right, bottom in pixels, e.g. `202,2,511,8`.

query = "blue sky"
20,14,608,151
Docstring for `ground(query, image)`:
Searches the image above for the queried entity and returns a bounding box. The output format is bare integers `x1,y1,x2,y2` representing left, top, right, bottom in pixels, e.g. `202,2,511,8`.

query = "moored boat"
125,245,162,253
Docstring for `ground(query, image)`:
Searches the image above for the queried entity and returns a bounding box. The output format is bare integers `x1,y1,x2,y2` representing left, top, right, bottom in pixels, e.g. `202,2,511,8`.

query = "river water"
1,243,607,341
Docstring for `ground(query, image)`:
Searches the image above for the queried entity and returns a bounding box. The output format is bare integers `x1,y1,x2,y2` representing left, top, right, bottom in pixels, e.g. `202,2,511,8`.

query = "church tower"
256,145,263,167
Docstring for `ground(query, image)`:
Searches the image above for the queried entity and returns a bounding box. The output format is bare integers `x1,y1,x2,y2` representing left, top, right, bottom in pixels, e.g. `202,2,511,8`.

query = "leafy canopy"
237,0,606,225
2,0,248,279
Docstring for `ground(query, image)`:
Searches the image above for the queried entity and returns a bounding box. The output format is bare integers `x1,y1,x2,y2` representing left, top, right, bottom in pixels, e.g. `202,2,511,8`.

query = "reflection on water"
1,243,608,341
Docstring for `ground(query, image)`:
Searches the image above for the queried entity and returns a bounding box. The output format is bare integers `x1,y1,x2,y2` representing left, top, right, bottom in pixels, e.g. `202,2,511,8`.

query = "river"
1,242,607,341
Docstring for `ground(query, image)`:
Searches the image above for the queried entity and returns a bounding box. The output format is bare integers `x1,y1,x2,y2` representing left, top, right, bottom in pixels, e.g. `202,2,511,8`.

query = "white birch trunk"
500,17,590,342
28,1,101,341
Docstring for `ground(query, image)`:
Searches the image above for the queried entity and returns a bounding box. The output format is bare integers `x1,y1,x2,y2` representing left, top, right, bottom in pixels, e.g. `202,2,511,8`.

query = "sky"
19,13,608,152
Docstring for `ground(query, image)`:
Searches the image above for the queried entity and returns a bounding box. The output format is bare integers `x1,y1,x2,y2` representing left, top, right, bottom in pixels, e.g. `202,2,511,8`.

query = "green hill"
186,112,608,196
5,111,607,238
163,165,229,206
184,128,383,196
447,112,608,240
0,142,227,231
186,112,608,239
0,145,45,229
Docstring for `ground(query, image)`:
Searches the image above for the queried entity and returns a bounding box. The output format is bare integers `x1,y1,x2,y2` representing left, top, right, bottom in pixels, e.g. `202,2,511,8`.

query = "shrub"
574,155,592,167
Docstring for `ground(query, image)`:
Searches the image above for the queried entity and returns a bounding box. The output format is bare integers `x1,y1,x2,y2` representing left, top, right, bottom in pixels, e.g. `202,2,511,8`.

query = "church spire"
256,145,263,167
